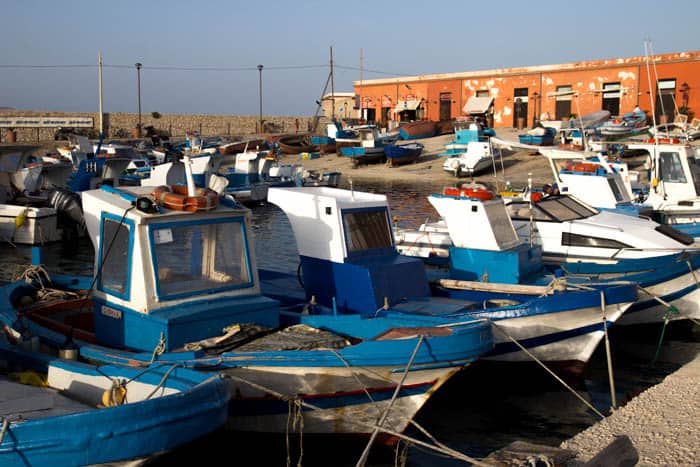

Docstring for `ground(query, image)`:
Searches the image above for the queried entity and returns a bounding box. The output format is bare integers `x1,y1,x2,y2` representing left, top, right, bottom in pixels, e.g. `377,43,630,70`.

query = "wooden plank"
436,278,552,296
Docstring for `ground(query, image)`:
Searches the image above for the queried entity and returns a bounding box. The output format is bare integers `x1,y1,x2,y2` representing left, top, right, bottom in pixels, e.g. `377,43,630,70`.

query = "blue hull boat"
259,187,638,369
384,143,424,167
0,340,228,467
0,177,493,438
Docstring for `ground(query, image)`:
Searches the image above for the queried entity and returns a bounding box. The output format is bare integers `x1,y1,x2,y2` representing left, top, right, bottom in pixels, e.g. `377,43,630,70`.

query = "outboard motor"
48,188,84,243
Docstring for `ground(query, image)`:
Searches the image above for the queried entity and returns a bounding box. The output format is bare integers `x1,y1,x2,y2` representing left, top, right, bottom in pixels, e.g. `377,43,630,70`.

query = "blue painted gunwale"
0,344,228,467
0,281,493,371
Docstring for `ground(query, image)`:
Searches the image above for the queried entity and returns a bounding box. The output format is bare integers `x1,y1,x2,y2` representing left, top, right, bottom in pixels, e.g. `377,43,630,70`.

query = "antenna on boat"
330,46,335,120
528,172,534,247
644,39,661,193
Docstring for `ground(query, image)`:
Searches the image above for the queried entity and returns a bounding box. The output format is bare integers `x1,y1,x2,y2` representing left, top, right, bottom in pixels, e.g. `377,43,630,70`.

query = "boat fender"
102,383,127,407
152,185,219,212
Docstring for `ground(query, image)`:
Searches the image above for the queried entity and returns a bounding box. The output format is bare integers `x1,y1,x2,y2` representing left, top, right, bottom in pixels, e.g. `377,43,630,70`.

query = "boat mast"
359,48,363,123
330,46,335,120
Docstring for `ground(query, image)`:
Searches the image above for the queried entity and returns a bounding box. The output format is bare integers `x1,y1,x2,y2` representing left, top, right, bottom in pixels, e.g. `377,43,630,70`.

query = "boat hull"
0,356,228,467
225,365,462,435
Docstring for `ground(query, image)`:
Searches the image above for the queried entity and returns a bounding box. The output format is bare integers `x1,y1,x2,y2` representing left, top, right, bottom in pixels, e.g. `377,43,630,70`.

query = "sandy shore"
277,128,554,191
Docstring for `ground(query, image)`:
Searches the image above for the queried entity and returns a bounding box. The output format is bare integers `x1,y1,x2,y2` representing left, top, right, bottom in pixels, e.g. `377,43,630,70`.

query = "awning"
394,100,421,113
462,96,494,115
546,90,578,99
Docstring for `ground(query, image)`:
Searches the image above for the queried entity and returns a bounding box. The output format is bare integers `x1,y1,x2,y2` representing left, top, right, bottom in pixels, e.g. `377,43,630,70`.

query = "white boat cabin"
81,184,278,352
267,187,430,314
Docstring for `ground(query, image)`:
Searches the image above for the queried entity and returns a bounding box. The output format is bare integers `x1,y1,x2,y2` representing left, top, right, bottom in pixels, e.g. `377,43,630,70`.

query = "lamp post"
257,64,264,134
135,62,142,137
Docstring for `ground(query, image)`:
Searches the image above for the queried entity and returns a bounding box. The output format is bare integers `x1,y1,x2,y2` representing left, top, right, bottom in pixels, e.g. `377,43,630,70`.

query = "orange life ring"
442,186,494,200
567,162,598,173
531,192,543,202
647,137,680,144
152,185,219,212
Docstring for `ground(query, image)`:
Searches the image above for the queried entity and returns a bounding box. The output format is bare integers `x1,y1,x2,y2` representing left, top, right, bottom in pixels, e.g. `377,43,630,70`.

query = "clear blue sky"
1,0,698,116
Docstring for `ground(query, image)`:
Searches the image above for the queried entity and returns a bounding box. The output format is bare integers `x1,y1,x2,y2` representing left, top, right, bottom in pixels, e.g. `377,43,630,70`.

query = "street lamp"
135,62,142,137
257,64,264,134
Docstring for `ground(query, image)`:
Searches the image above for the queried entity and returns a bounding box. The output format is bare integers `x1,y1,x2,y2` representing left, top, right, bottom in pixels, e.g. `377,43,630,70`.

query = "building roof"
353,50,700,86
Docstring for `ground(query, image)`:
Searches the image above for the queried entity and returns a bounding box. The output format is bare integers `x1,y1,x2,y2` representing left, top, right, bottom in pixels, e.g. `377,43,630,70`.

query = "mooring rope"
356,335,425,467
329,348,377,406
635,285,680,364
0,417,8,444
600,290,617,410
489,320,606,419
285,398,304,467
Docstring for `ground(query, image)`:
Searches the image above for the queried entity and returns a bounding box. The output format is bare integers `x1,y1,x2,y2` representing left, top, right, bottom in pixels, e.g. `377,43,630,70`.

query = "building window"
602,82,621,116
555,85,573,120
476,90,489,98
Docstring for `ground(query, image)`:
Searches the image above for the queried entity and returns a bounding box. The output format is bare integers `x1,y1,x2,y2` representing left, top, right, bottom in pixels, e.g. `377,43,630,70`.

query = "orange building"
353,50,700,129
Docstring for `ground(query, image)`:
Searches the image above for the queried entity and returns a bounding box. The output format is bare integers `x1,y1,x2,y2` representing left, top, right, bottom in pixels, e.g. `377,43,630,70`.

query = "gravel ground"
277,128,554,190
561,352,700,466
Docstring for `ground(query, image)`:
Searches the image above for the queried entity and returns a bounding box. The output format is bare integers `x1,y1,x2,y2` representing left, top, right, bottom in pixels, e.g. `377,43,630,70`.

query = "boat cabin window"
687,155,700,195
507,196,596,222
150,219,252,299
607,178,626,202
343,208,393,254
562,232,631,249
98,217,132,298
659,152,686,183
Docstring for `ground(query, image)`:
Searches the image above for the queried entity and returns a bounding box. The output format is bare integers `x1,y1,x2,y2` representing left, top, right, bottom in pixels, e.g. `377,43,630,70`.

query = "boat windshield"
150,218,252,298
687,154,700,196
659,151,687,183
507,195,597,222
342,208,393,254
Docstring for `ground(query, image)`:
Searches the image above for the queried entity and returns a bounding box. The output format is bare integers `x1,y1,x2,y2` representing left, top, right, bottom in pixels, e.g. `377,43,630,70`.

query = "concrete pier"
561,352,700,466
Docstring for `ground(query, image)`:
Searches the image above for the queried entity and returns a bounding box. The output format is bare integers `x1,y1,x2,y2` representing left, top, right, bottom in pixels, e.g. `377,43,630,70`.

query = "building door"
602,82,621,116
656,79,676,123
381,107,391,124
365,108,376,123
513,88,528,128
440,93,452,121
555,85,573,120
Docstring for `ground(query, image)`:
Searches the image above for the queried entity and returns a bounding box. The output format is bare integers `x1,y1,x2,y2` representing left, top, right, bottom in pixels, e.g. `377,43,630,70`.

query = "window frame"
148,216,254,301
341,207,396,259
97,212,135,300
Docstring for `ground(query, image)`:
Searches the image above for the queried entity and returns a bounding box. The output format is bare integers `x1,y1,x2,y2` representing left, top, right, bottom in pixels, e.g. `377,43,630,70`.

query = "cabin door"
513,88,528,128
440,93,452,121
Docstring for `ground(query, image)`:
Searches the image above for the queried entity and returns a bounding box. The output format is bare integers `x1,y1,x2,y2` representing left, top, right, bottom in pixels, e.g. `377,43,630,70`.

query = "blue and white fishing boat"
339,126,398,166
261,187,638,370
0,334,228,467
597,108,647,136
396,189,700,326
0,160,493,438
538,141,700,239
439,119,495,157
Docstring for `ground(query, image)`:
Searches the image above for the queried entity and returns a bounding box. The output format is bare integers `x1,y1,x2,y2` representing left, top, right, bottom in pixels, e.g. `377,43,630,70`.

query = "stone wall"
0,109,321,143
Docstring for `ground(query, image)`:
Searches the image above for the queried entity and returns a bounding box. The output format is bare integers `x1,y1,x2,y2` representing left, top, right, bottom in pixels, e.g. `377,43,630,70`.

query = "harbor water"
2,178,698,466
